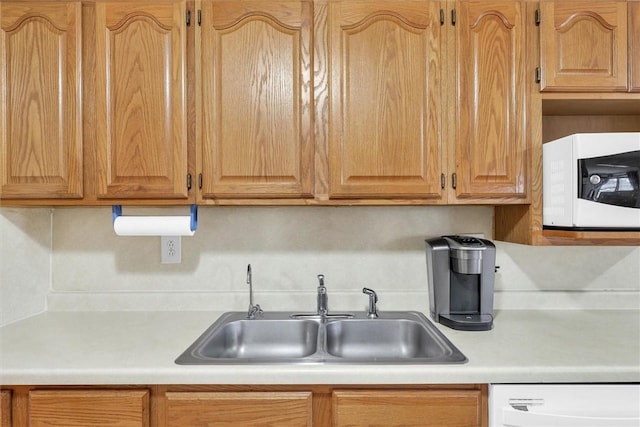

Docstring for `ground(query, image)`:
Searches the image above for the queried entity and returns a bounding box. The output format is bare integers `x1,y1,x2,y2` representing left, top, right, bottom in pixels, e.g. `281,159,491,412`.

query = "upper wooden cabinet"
327,1,443,200
199,0,314,199
0,2,82,200
539,1,629,92
631,1,640,92
93,1,190,200
451,0,527,202
28,389,149,427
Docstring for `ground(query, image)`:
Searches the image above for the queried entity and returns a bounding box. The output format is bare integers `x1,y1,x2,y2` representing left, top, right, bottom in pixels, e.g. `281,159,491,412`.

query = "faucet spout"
317,274,328,317
363,287,378,319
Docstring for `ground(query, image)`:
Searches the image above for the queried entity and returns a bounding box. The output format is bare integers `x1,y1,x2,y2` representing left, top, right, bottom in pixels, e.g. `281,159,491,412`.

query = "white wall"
1,205,638,324
0,208,51,326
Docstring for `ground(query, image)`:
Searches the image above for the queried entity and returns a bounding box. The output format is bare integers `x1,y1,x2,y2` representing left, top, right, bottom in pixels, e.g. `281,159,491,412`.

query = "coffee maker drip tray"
439,313,493,331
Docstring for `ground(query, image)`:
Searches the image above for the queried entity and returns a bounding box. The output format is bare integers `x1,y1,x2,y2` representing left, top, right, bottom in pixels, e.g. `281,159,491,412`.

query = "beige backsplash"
2,206,639,325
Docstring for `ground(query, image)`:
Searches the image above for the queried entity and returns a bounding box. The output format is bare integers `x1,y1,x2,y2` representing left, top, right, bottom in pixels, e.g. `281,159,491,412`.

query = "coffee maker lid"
443,235,492,251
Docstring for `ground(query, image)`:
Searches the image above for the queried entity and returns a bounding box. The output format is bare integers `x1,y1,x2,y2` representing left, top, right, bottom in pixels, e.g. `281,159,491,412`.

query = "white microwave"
543,132,640,230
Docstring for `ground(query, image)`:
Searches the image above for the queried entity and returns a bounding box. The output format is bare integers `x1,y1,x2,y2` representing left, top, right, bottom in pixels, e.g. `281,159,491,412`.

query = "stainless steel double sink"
175,311,467,364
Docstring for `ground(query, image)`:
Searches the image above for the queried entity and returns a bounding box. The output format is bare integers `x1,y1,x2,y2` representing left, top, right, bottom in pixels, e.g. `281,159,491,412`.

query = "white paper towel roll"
113,216,195,236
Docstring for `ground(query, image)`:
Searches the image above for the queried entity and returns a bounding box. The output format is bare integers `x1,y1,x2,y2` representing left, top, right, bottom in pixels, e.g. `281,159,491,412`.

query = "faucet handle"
246,264,263,319
248,303,263,320
362,288,378,319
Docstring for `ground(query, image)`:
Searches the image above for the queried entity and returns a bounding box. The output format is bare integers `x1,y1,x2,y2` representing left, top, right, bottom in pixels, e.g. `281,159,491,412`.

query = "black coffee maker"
425,235,495,331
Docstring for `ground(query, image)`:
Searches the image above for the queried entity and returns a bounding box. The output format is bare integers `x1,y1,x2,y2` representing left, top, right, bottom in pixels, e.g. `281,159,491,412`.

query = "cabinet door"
328,1,443,199
29,390,149,427
200,0,314,199
0,390,10,427
165,391,313,427
94,1,189,199
540,1,628,91
453,0,527,201
333,389,483,427
0,2,82,199
631,2,640,92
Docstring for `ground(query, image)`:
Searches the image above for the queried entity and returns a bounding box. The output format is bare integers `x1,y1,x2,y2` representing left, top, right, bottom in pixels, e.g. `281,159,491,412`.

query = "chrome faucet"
246,264,263,319
363,287,378,318
317,274,328,317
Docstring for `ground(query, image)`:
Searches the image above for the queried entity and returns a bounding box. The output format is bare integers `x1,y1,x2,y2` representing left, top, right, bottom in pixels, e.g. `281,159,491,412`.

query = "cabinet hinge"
187,173,192,190
198,173,203,190
451,173,457,190
439,9,445,26
440,173,446,189
535,67,541,84
451,8,456,26
197,9,202,26
534,8,541,26
186,9,191,26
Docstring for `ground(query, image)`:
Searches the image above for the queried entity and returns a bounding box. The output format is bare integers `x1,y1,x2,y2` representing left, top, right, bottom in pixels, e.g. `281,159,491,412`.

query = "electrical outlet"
161,236,181,264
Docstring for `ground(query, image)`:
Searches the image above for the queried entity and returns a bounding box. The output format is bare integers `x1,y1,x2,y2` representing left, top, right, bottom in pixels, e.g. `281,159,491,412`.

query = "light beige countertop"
0,309,638,385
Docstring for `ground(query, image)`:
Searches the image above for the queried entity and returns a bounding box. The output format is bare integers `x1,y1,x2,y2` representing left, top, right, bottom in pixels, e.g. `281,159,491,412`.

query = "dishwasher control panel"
490,384,640,427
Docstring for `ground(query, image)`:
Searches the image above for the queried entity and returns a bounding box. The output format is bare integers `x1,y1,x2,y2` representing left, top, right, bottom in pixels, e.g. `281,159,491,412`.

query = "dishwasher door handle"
502,406,640,427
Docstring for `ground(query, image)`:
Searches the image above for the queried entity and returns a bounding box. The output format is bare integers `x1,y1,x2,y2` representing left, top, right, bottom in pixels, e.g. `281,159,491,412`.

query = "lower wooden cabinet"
1,385,487,427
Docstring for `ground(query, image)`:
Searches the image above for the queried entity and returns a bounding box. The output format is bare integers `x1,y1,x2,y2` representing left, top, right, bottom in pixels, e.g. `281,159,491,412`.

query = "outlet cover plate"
161,236,182,264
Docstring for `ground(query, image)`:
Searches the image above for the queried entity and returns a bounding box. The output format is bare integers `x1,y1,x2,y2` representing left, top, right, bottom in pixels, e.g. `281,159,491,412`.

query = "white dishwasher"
490,384,640,427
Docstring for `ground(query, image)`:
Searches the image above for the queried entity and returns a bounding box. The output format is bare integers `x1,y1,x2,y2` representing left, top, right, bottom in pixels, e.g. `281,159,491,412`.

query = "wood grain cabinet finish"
28,389,149,427
452,0,527,201
94,1,189,199
539,1,629,92
165,391,313,427
200,0,314,199
0,390,10,427
0,2,82,199
332,389,484,427
328,1,443,199
631,1,640,92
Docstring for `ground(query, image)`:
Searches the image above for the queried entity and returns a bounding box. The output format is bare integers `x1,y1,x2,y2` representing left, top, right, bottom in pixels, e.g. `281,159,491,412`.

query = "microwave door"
578,150,640,209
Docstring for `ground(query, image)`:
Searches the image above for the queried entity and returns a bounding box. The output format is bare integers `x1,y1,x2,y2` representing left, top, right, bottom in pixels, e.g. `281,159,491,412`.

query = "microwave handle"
502,406,640,427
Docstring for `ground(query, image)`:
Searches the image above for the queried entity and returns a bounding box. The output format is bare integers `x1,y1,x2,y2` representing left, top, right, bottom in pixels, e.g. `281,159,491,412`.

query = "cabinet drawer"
333,389,483,427
165,391,313,427
29,389,149,427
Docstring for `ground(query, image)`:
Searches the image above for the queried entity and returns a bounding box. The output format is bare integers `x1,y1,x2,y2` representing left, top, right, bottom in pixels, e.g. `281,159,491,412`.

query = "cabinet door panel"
631,2,640,92
333,390,482,427
165,391,313,427
0,2,82,199
201,1,314,198
328,1,443,199
540,1,628,91
95,2,188,199
454,0,526,200
29,390,149,427
0,390,10,427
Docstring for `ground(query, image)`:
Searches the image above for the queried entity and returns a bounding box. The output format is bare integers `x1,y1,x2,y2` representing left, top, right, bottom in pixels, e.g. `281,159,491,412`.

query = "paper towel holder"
112,204,198,232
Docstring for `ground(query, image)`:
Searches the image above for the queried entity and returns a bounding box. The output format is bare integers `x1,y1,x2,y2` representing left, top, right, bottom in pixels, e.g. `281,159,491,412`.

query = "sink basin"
196,319,318,359
325,319,457,360
176,311,467,364
177,313,319,363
